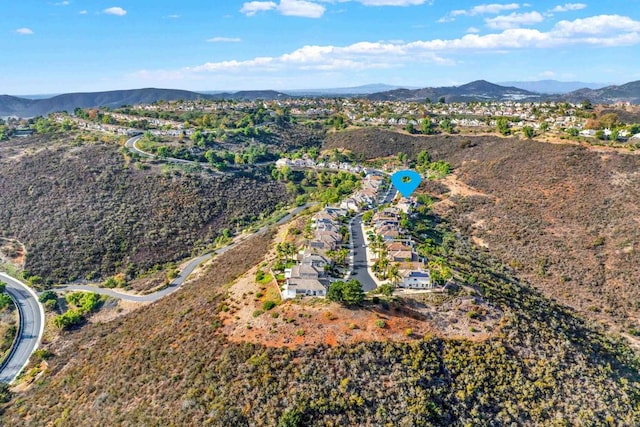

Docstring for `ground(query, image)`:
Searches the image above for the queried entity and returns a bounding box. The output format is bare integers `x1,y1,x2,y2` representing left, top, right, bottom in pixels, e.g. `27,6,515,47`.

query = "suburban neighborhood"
278,158,438,300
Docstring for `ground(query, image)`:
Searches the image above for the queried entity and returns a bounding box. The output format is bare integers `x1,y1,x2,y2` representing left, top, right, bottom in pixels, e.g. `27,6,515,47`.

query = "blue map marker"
391,170,422,198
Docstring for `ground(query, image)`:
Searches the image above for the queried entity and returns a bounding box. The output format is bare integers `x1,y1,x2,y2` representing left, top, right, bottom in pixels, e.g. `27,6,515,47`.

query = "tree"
327,279,364,305
38,290,58,303
388,263,401,286
404,122,416,134
438,96,446,104
439,118,454,133
496,117,510,136
278,409,303,427
566,127,579,137
580,99,593,110
600,113,619,130
417,150,431,167
611,129,620,141
522,126,534,139
421,117,434,135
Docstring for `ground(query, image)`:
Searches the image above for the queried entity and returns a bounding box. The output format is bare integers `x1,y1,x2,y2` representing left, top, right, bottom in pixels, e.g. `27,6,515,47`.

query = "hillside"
558,80,640,104
0,134,287,283
0,88,291,118
325,128,640,332
366,80,540,102
1,202,639,425
499,80,607,94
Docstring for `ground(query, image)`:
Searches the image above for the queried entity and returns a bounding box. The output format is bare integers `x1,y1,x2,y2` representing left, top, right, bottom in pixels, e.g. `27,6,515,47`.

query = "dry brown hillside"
0,135,287,283
325,128,640,332
2,225,640,426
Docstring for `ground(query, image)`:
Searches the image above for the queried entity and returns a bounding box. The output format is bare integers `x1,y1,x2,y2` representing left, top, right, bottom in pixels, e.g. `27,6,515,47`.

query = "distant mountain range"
366,80,540,102
0,88,288,118
286,84,417,96
499,80,609,94
2,80,640,118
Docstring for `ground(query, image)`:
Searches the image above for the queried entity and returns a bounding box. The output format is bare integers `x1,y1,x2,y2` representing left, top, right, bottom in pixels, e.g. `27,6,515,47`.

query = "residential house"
399,270,432,289
281,253,330,299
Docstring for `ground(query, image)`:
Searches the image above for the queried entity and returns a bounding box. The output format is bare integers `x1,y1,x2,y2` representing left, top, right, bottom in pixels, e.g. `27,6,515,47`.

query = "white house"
399,270,432,289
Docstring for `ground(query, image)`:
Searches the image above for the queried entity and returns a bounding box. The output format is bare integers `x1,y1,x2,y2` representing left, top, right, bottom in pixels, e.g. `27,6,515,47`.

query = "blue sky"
2,1,640,94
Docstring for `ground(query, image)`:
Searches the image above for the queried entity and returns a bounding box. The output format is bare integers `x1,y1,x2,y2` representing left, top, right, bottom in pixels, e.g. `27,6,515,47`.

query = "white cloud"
553,14,640,35
207,37,242,43
452,3,520,17
15,28,34,35
240,1,277,16
53,1,70,6
142,14,640,81
539,70,556,77
466,26,480,33
103,6,127,16
550,3,586,13
167,14,181,19
355,0,428,5
79,10,87,15
278,0,326,17
485,11,544,29
190,57,276,72
440,2,521,23
240,0,428,18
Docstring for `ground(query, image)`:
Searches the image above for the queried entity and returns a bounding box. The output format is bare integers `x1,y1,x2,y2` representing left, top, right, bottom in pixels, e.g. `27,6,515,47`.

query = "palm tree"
388,263,401,286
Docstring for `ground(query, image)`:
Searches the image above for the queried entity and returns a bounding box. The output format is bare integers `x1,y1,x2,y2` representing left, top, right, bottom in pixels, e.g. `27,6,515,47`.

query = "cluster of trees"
413,150,452,178
272,168,361,205
326,279,364,305
405,117,454,135
53,291,102,330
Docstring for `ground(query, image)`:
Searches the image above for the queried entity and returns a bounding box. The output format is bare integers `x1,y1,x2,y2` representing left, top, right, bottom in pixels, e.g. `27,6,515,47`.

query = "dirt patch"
0,238,26,266
217,218,504,349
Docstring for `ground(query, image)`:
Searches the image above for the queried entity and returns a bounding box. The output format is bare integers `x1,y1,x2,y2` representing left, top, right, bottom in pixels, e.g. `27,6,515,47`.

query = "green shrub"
38,290,58,303
375,319,386,328
262,300,277,311
0,294,12,310
44,299,58,312
53,309,85,330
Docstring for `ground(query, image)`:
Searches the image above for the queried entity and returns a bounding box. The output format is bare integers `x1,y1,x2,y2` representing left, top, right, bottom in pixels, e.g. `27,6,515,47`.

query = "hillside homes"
369,201,435,290
281,207,348,299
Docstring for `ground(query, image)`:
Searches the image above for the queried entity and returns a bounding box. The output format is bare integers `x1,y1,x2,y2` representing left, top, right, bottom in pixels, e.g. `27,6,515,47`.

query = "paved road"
0,273,44,384
347,177,397,292
124,135,273,174
350,214,378,292
55,203,315,302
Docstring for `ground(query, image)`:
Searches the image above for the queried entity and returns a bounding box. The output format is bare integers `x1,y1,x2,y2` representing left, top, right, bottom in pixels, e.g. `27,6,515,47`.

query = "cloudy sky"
3,1,640,94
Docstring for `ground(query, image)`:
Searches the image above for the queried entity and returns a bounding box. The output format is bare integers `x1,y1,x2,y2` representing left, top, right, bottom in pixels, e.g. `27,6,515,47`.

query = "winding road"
0,134,377,383
0,195,312,383
0,273,44,384
54,204,313,302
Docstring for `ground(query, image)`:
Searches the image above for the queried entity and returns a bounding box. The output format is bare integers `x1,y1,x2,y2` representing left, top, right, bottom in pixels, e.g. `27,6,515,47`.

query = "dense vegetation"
2,221,639,425
0,135,288,284
325,128,640,331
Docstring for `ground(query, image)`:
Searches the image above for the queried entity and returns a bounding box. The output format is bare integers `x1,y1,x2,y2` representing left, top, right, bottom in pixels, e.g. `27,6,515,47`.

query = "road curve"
0,273,44,384
55,203,315,302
